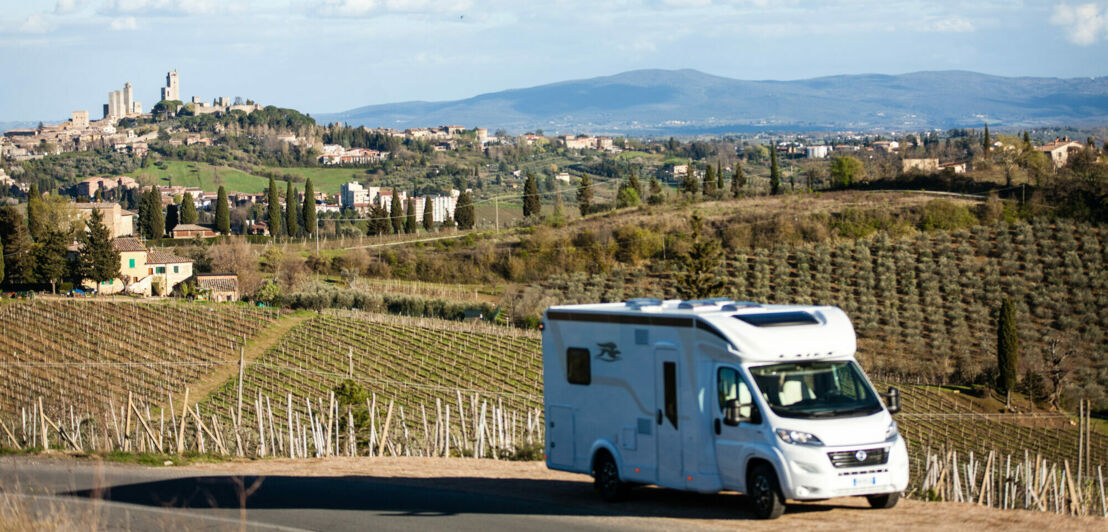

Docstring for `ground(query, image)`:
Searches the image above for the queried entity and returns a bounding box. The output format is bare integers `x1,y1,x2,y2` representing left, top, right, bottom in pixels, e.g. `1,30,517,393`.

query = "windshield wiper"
808,406,876,418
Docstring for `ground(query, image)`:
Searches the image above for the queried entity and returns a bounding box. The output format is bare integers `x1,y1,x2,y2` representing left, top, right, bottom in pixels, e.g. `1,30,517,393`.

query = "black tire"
747,463,786,519
866,492,900,509
593,452,629,502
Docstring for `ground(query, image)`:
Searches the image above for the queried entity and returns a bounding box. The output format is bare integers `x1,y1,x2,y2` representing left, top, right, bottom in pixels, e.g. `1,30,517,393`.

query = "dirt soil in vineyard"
187,313,312,403
180,456,1102,531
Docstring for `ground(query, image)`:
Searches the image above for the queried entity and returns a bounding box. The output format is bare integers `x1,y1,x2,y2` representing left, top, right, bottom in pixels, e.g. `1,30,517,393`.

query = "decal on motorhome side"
596,342,621,361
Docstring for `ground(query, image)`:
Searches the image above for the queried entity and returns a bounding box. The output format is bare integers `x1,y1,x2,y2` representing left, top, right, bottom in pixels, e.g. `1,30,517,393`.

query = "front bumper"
777,437,909,500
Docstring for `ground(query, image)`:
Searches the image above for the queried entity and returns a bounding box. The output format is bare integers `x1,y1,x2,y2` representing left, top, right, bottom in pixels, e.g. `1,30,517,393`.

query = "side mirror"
882,387,901,414
723,398,752,426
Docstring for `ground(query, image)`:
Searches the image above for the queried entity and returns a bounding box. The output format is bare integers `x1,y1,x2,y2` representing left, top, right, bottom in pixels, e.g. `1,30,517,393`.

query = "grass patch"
0,446,42,457
127,161,269,194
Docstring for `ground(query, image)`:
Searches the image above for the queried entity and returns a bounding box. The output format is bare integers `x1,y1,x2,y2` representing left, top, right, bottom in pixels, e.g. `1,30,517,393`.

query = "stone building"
161,70,180,101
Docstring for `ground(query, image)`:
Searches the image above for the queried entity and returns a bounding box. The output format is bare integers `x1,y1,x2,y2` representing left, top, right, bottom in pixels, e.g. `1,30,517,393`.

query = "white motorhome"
542,298,908,519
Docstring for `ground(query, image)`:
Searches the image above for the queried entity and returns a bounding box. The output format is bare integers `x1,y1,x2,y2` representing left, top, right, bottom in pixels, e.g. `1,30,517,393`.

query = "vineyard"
890,385,1108,473
542,219,1108,399
203,310,543,436
0,300,280,413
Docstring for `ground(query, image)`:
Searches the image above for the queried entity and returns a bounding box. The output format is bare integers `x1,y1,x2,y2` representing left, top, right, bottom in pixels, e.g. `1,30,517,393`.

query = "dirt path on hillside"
182,313,313,404
177,457,1103,531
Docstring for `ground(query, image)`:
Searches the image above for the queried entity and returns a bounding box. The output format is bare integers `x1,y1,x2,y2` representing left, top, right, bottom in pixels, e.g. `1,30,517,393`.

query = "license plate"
843,474,882,488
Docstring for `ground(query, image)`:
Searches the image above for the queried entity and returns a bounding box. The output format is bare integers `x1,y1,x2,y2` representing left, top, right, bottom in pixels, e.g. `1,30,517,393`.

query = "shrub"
918,199,977,231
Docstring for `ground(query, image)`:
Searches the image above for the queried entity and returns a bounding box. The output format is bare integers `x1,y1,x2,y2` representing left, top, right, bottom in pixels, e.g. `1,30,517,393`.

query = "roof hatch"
734,311,820,327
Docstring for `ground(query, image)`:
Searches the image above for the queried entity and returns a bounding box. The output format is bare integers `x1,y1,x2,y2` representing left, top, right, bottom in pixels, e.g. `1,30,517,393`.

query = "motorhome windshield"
749,360,882,419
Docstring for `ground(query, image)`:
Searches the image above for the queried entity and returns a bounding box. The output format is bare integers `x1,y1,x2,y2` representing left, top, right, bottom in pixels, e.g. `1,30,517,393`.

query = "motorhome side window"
717,367,756,421
566,347,591,385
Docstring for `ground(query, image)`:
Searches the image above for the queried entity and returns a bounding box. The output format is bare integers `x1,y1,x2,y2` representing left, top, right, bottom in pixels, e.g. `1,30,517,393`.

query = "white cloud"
109,16,138,30
18,14,52,34
314,0,472,16
925,16,975,33
101,0,245,16
54,0,89,15
1051,2,1108,45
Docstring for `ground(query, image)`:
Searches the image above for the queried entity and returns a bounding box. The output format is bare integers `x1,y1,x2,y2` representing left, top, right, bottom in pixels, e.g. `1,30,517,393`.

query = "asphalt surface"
0,457,668,531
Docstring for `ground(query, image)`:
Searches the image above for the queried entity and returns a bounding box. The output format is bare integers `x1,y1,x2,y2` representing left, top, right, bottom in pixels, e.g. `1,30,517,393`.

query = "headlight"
776,429,824,446
885,421,899,442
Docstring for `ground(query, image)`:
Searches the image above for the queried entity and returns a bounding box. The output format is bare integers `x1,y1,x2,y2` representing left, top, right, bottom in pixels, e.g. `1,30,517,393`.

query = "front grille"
827,447,888,468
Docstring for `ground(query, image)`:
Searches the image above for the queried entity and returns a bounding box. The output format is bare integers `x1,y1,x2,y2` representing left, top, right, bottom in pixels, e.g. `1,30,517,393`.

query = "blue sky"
2,1,1107,122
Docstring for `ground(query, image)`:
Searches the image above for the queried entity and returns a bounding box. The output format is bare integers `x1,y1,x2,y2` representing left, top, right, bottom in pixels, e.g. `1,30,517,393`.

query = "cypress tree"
523,173,541,218
390,191,402,234
215,185,230,235
731,162,744,198
455,191,475,229
703,164,716,196
647,177,664,205
267,177,282,237
0,239,4,286
179,192,198,224
996,297,1019,401
144,189,164,240
79,208,120,288
302,179,316,236
716,161,723,190
682,168,699,195
404,198,417,233
26,183,44,241
137,189,150,238
285,181,299,237
770,147,781,195
165,204,179,234
627,168,642,199
577,175,593,216
983,123,991,154
0,206,34,285
422,196,433,232
1022,131,1031,148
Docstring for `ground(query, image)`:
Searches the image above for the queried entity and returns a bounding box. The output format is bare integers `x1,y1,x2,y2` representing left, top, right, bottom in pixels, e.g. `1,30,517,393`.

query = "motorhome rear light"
687,476,693,481
635,468,640,473
735,311,820,327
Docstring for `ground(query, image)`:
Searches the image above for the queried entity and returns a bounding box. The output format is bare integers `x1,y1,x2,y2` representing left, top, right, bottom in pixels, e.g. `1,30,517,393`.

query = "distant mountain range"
316,69,1108,135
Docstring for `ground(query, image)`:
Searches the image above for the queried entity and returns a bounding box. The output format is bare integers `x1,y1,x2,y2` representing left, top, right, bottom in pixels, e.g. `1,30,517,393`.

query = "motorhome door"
654,345,683,488
714,365,762,491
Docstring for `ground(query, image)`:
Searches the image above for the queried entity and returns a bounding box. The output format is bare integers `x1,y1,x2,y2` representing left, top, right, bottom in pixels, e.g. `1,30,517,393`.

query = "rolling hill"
317,69,1108,134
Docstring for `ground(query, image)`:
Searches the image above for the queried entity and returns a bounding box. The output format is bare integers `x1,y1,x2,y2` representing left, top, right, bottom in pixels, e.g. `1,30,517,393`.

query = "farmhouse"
196,273,240,302
902,158,939,173
171,223,217,239
113,237,148,290
74,202,134,238
145,250,193,295
1038,138,1085,168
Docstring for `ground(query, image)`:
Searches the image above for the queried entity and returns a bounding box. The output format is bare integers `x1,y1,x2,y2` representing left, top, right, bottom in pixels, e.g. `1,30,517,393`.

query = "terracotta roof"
112,237,146,252
1039,140,1083,151
171,224,212,232
146,250,192,265
74,202,120,210
196,274,238,292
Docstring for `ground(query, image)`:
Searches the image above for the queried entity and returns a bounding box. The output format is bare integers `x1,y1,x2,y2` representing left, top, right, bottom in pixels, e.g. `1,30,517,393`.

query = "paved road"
0,458,663,531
